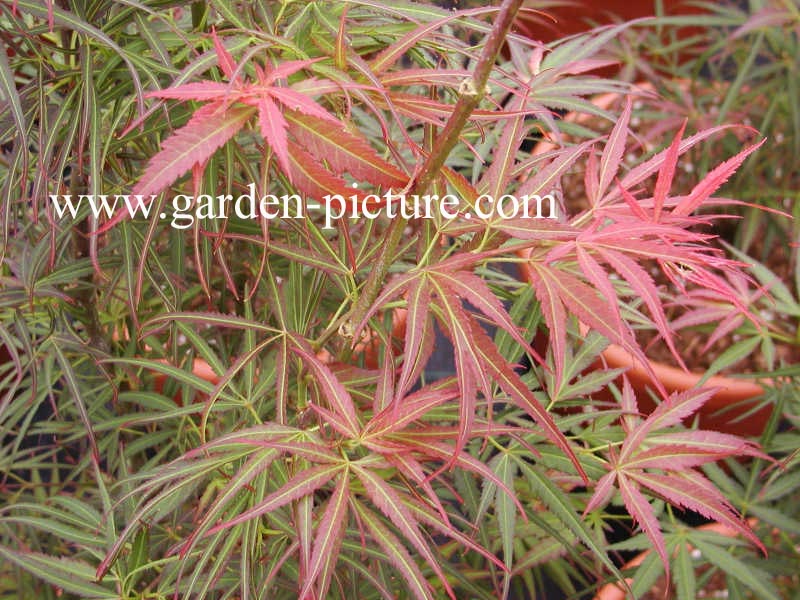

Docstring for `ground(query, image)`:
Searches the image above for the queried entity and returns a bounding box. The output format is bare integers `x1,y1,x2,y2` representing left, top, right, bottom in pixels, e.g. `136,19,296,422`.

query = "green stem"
345,0,525,333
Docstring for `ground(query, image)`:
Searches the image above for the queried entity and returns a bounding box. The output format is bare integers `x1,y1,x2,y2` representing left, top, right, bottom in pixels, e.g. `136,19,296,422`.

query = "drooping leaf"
353,464,456,600
301,472,350,600
352,499,435,600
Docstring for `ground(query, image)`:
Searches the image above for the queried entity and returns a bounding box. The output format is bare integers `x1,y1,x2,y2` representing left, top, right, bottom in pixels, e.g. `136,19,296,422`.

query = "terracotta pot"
521,83,773,437
594,519,758,600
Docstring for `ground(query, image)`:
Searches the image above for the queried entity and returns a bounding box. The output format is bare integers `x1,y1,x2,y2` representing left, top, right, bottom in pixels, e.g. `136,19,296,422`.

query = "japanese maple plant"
0,0,774,599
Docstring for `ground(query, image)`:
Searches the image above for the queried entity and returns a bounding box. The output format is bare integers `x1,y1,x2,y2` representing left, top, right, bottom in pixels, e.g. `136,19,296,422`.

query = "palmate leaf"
589,383,765,577
357,254,587,480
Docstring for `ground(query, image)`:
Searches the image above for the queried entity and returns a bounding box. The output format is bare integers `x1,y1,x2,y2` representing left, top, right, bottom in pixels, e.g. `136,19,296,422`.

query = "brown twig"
343,0,526,335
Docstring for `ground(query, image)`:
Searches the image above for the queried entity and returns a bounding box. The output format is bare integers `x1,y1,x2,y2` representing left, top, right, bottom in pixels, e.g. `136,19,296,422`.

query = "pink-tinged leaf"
301,473,349,600
621,388,718,462
380,68,470,87
618,474,669,572
528,262,568,385
433,289,488,457
286,140,360,205
261,58,323,86
619,376,640,432
434,270,544,365
394,277,434,399
97,104,253,233
596,247,682,369
673,139,765,217
334,6,348,69
646,430,767,462
292,344,360,437
575,246,622,337
145,81,238,101
257,96,291,175
309,403,364,441
207,463,344,535
652,121,686,222
351,500,435,600
617,180,651,221
608,125,750,204
261,440,340,464
583,471,617,516
387,453,451,525
369,9,470,74
394,437,527,517
374,342,395,414
530,263,644,387
623,432,758,471
352,272,417,342
631,470,764,553
285,110,407,188
732,5,792,38
353,464,456,600
384,92,450,126
480,93,529,199
268,86,337,122
517,142,592,199
180,448,278,558
466,319,588,483
597,96,631,200
132,103,253,203
536,261,658,389
267,239,350,277
404,497,507,572
182,423,297,456
211,27,237,80
366,385,460,438
584,148,599,205
496,218,579,241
